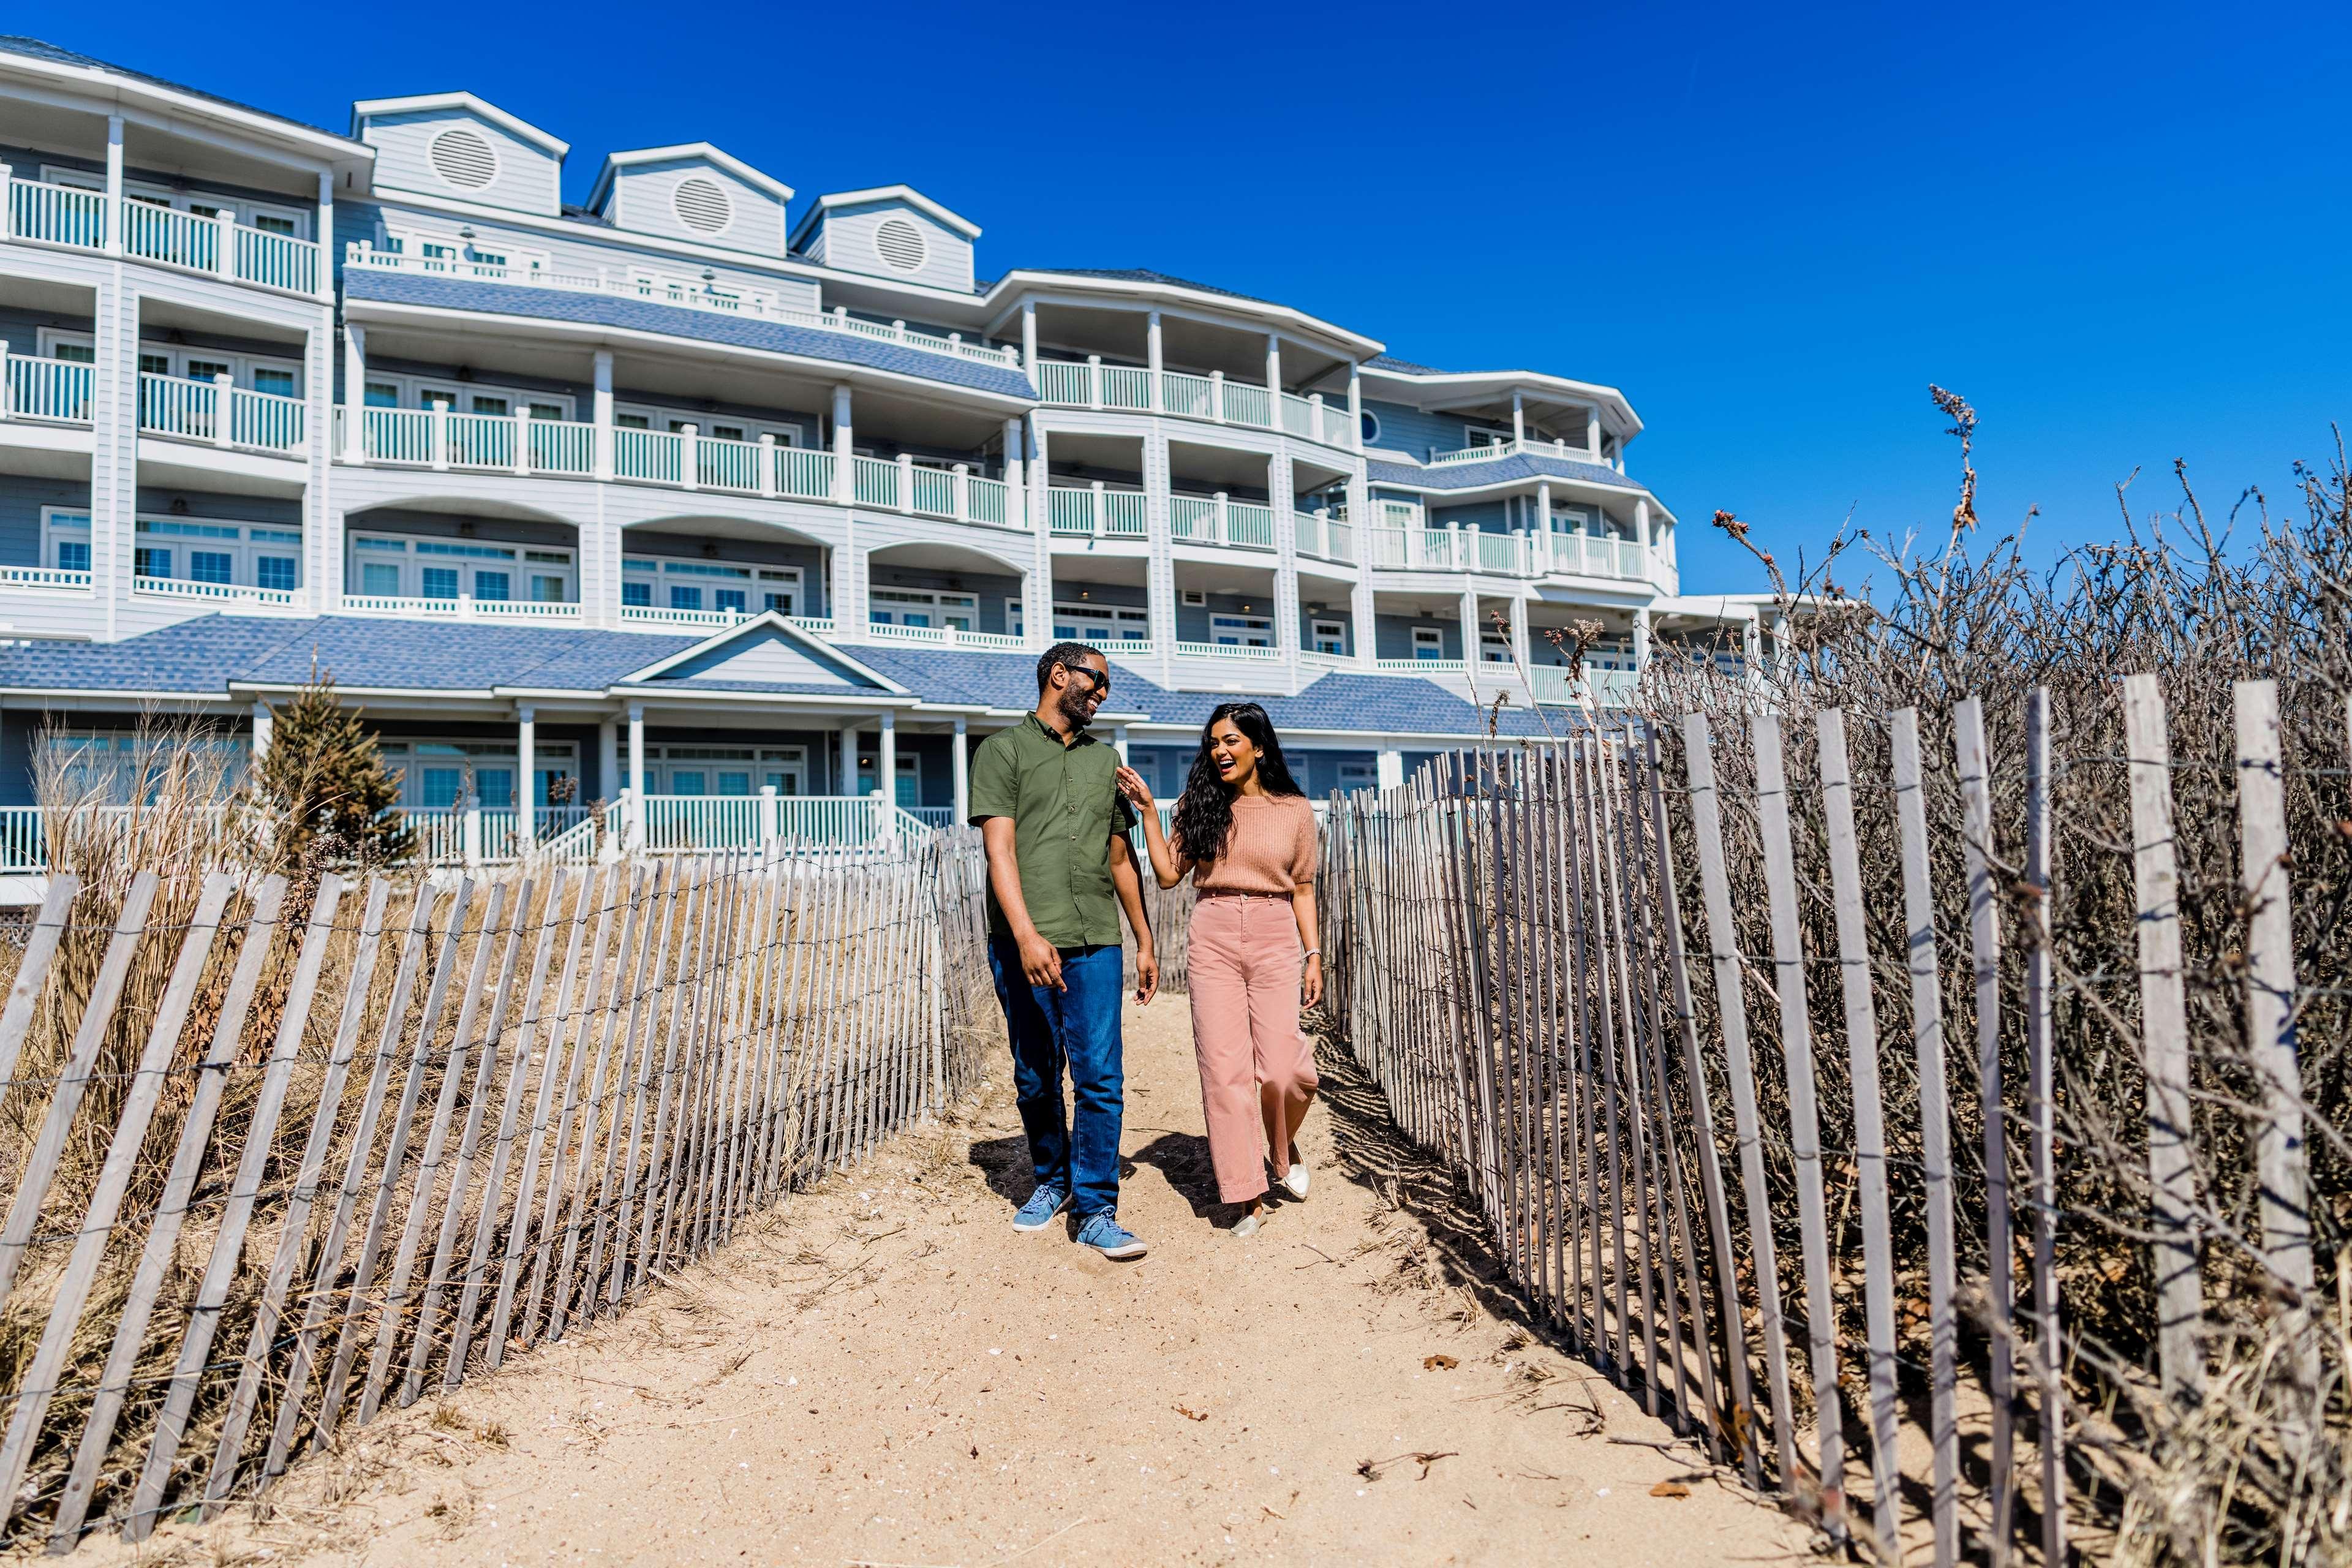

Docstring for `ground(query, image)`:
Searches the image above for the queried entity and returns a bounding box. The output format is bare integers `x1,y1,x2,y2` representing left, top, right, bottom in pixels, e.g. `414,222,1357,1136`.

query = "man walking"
968,642,1159,1259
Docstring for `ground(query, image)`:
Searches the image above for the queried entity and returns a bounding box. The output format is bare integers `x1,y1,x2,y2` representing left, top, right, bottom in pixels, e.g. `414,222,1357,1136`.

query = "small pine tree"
246,669,414,867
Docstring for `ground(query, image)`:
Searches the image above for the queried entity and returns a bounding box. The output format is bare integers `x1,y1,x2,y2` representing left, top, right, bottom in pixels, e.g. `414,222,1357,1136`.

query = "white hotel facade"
0,37,1770,875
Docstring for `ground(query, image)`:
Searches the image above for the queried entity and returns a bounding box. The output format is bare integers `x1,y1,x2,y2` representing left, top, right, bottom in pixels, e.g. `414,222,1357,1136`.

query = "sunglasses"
1066,665,1111,696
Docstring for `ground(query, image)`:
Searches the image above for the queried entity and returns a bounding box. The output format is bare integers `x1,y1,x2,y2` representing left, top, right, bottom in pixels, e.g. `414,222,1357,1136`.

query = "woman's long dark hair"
1172,701,1304,864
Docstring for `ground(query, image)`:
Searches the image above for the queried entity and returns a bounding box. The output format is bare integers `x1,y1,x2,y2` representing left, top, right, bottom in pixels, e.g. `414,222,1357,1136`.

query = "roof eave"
349,91,570,157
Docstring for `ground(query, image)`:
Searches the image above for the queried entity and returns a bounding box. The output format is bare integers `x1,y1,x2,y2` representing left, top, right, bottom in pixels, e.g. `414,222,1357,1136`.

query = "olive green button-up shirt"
967,713,1137,949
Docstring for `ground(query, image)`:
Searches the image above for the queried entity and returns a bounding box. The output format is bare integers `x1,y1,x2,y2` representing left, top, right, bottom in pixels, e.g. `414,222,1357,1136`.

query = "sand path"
88,997,1806,1567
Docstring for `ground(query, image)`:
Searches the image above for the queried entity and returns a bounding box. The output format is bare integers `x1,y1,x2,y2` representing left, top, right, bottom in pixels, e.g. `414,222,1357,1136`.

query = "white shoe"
1231,1208,1263,1239
1280,1147,1310,1200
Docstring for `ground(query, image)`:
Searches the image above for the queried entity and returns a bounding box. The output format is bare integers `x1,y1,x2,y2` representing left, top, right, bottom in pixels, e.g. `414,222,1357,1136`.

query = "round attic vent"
873,216,928,273
428,126,500,190
673,176,733,235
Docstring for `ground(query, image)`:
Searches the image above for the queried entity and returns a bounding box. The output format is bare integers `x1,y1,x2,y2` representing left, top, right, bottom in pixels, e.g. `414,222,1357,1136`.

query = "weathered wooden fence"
1318,677,2341,1564
0,835,995,1550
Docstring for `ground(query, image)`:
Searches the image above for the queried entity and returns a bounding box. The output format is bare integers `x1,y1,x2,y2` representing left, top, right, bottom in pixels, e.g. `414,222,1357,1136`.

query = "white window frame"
347,530,576,603
1051,601,1150,643
644,744,808,797
39,507,92,575
40,168,311,239
36,729,251,803
133,513,305,592
383,225,549,279
622,555,801,616
869,587,978,631
364,372,573,420
46,330,305,396
1310,617,1348,655
1411,626,1446,660
1464,424,1515,450
379,739,579,812
616,402,802,447
1209,612,1274,648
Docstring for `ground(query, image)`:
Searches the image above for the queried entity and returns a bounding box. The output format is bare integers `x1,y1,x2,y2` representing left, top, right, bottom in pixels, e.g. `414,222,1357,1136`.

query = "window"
1464,426,1515,450
894,753,921,809
355,371,573,420
643,745,807,797
1480,631,1513,663
48,332,306,398
348,533,573,603
1359,409,1381,445
870,588,976,631
40,510,91,575
1180,589,1208,608
1051,602,1149,643
614,404,799,447
38,730,250,804
43,170,311,239
1311,618,1348,655
124,517,303,597
377,740,579,812
1337,761,1375,790
1210,614,1273,648
622,556,799,619
1411,627,1445,660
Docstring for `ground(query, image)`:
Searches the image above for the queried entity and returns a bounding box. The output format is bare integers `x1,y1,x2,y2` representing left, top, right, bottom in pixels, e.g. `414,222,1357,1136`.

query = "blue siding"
0,477,92,567
1373,612,1463,661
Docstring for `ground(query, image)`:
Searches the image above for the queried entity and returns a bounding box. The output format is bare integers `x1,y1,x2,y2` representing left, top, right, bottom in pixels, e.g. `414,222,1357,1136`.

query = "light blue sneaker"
1075,1211,1147,1260
1011,1185,1070,1233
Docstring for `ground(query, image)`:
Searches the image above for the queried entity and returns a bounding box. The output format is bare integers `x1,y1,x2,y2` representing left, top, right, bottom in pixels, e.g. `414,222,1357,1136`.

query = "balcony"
1366,525,1662,585
0,565,92,593
3,177,320,296
3,354,93,423
1174,639,1280,663
133,576,300,612
139,374,306,456
1525,665,1641,707
849,455,1019,528
1427,434,1600,469
1047,484,1148,539
341,594,583,624
619,605,836,636
864,621,1028,653
344,244,1019,369
1170,496,1273,551
1292,510,1355,567
1036,358,1357,448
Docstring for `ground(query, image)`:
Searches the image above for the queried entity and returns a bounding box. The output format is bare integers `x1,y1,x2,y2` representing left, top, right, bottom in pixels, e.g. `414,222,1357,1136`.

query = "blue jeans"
987,938,1125,1218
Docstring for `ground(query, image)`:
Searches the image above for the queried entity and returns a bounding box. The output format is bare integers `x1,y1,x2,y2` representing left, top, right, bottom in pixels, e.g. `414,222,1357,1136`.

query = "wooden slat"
633,859,710,1275
608,862,682,1304
2234,680,2315,1305
1954,693,2018,1553
1892,709,1961,1568
500,870,597,1355
0,873,81,1095
2023,688,2065,1566
0,872,162,1313
528,865,620,1340
126,875,342,1540
586,865,661,1305
571,865,654,1319
0,874,232,1527
198,878,394,1518
2121,674,2203,1407
1818,709,1901,1557
1680,712,1799,1489
260,885,437,1481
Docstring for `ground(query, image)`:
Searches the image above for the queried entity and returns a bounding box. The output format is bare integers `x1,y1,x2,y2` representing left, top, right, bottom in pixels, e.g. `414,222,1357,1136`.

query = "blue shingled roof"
1363,353,1450,375
1368,453,1656,499
0,616,1582,737
342,271,1039,400
0,37,352,140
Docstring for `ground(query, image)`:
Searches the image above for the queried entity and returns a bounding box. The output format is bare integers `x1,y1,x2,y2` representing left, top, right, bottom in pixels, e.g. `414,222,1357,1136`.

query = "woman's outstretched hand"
1114,765,1156,809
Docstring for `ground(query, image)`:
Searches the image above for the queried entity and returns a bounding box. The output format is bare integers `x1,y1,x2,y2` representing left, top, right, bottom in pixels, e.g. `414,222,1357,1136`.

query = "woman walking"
1117,703,1319,1238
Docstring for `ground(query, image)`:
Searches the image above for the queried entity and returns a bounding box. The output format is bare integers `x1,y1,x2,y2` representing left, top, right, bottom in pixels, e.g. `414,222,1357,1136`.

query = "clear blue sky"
25,1,2350,595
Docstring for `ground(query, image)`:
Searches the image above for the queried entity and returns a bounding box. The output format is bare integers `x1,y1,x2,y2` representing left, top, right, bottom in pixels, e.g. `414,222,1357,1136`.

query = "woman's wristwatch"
1303,948,1321,960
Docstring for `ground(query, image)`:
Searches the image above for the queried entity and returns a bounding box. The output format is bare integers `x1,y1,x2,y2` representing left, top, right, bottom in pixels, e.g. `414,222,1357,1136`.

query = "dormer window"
873,216,927,273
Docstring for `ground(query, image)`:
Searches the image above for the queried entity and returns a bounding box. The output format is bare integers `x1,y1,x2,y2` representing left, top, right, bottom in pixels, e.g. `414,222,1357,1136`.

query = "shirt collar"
1024,711,1093,748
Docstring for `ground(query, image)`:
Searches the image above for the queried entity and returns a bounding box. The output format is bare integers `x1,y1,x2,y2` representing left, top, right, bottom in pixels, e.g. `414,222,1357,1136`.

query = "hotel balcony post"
104,114,122,258
1147,312,1164,411
1586,404,1602,462
625,704,647,851
951,717,970,824
592,349,614,480
516,706,537,850
760,785,780,859
316,171,335,305
342,326,366,462
1347,363,1363,452
429,398,450,470
759,433,777,499
1633,606,1652,671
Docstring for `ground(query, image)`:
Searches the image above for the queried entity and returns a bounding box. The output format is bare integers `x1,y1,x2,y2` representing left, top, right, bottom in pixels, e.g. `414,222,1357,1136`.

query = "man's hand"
1302,952,1323,1009
1017,929,1065,992
1135,946,1159,1006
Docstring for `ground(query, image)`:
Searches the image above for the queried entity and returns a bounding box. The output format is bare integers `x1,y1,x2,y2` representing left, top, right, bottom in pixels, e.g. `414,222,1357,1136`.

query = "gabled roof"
790,184,981,246
350,91,570,157
616,613,903,692
586,142,794,213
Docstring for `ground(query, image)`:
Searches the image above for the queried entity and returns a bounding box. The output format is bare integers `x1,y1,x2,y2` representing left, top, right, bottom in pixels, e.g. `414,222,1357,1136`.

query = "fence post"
680,423,699,491
872,788,891,849
429,398,450,470
512,410,530,475
212,373,235,447
759,432,777,498
214,214,236,281
760,784,780,859
461,792,482,867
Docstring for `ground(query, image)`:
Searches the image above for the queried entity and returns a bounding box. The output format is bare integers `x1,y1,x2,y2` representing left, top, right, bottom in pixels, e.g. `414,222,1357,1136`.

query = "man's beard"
1057,684,1097,731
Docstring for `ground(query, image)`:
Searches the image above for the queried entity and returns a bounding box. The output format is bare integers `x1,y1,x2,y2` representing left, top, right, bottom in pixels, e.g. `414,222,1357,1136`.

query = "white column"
1509,595,1530,670
1001,416,1025,516
341,324,366,462
1586,404,1602,462
1633,606,1653,670
626,702,646,848
1144,429,1177,684
832,384,860,635
1270,449,1302,681
1635,496,1653,551
1112,724,1129,764
1021,302,1038,382
951,715,970,824
1347,473,1376,671
592,349,614,479
250,701,274,764
878,709,897,806
1146,311,1164,410
1026,418,1052,649
1347,363,1363,451
315,170,336,304
1376,747,1403,790
104,115,123,257
1264,334,1282,411
515,704,537,847
598,716,619,805
1511,390,1525,445
839,723,859,794
1459,587,1480,665
1773,611,1792,679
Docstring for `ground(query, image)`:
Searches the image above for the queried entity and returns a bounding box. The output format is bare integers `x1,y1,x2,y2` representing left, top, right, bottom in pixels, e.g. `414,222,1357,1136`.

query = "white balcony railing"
1174,639,1280,662
137,374,306,455
618,605,837,636
1169,495,1275,551
2,176,321,294
2,353,93,423
133,576,301,611
1427,434,1604,468
0,565,92,592
5,178,107,251
1292,510,1355,565
343,243,1020,368
1034,358,1359,448
1046,484,1148,539
1525,665,1642,708
1363,525,1669,586
1375,656,1468,674
340,594,582,623
1099,637,1159,662
864,622,1028,653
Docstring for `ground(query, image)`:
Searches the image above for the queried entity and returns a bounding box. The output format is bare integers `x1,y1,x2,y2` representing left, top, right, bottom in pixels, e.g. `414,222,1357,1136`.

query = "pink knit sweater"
1191,794,1318,895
